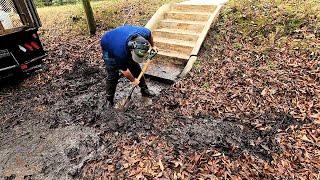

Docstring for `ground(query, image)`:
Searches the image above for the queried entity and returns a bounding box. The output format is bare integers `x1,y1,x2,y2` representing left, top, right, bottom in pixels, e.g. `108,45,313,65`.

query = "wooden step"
164,11,211,22
154,37,195,47
146,54,187,83
158,49,190,60
153,37,194,55
172,4,216,13
159,19,205,33
145,60,183,83
153,28,199,42
143,2,223,82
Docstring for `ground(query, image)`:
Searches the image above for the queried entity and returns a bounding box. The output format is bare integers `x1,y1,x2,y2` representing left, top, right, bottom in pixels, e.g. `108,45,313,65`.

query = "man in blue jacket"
101,25,156,107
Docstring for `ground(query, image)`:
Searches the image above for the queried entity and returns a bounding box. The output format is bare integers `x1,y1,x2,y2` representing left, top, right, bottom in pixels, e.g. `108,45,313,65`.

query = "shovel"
118,49,158,111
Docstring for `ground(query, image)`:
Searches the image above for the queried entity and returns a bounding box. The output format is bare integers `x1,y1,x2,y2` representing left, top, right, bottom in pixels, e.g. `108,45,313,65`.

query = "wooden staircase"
145,2,223,82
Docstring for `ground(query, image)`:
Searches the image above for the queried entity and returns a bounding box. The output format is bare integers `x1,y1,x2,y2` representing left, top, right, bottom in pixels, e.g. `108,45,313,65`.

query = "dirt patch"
0,60,316,179
0,125,102,179
48,60,169,128
0,60,168,179
80,110,310,179
163,113,304,161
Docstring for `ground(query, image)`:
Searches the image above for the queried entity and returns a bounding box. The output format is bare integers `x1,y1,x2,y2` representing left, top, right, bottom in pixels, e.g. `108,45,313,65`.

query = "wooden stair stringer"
144,3,224,81
190,5,223,56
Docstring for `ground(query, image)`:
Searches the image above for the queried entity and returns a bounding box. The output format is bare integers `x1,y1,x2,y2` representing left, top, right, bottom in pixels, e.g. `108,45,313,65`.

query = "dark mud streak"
160,112,307,162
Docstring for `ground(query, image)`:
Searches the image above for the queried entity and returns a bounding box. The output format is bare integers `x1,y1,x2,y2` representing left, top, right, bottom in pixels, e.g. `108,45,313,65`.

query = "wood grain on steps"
153,37,194,55
159,19,205,33
157,49,190,60
172,4,217,13
153,28,199,42
164,11,211,21
154,37,195,47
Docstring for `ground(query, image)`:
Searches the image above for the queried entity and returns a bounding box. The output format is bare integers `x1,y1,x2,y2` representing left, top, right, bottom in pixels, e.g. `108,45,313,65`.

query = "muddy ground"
0,61,167,179
0,61,308,179
1,0,319,178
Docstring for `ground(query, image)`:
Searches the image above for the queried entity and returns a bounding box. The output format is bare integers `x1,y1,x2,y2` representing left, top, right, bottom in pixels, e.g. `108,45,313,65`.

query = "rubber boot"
140,85,155,97
105,79,118,108
105,96,114,108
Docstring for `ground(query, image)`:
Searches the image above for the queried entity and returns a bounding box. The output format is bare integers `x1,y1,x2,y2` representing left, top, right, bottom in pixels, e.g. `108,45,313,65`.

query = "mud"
163,113,302,161
1,125,102,179
0,61,168,179
0,60,303,179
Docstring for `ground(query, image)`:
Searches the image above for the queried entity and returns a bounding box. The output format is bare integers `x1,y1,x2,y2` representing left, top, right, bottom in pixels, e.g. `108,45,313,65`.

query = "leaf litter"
0,0,319,179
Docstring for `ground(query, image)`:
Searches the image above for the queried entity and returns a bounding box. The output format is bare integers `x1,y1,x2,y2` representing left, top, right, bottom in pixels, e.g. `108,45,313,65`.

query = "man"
101,25,156,107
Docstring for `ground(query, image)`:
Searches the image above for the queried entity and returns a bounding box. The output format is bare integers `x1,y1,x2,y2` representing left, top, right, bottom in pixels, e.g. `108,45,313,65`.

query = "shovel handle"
136,49,158,81
123,59,151,105
121,49,157,109
137,60,151,81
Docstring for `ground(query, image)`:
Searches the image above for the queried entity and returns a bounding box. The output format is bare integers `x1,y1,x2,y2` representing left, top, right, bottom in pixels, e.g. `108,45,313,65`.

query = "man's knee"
106,66,120,81
105,66,119,98
128,62,142,77
107,73,119,81
106,79,118,97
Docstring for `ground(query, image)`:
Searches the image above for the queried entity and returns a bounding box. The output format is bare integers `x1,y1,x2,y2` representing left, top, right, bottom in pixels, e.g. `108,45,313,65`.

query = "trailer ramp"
144,2,223,83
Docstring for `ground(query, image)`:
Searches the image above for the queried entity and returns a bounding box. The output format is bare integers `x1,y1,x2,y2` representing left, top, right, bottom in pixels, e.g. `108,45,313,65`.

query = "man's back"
100,25,151,61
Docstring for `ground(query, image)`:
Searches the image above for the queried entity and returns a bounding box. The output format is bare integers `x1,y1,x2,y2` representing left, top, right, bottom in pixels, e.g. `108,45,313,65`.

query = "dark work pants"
103,51,147,102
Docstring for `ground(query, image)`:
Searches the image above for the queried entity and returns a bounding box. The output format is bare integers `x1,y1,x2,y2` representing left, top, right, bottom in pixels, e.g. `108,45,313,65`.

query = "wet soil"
0,61,304,179
162,113,303,161
0,61,168,179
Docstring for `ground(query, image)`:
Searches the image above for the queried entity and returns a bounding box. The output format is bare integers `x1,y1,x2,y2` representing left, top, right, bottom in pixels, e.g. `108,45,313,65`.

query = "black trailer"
0,0,46,80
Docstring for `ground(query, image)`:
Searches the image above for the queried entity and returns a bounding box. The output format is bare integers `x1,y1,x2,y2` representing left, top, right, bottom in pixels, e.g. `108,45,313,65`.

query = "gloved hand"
147,48,158,60
131,78,140,86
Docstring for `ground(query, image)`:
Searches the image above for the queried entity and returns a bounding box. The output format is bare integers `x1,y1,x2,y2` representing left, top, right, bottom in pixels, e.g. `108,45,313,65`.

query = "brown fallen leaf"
158,159,164,171
136,173,145,179
301,134,313,143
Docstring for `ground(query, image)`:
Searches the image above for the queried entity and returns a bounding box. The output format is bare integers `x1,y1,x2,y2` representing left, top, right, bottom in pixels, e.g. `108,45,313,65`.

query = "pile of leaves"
155,0,319,120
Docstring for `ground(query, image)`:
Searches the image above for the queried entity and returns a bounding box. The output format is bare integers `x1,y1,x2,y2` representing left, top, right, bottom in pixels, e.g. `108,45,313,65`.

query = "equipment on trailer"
0,0,46,80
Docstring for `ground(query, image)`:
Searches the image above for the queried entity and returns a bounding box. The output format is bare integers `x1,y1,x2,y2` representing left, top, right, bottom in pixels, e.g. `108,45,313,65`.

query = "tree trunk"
81,0,96,35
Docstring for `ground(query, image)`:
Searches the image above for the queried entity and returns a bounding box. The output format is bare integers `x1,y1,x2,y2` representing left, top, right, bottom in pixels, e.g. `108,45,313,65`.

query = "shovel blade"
116,98,133,112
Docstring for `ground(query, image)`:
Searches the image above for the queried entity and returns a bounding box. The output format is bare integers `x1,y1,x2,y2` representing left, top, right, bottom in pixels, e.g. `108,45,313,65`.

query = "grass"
37,0,174,36
227,0,319,40
202,82,210,90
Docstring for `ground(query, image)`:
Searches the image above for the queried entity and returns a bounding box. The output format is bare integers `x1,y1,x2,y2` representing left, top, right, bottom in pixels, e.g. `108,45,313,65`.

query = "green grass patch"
202,82,210,90
38,0,174,35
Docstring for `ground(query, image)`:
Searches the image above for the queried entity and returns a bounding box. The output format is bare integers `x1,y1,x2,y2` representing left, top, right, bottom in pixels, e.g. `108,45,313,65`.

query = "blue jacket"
101,25,151,70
